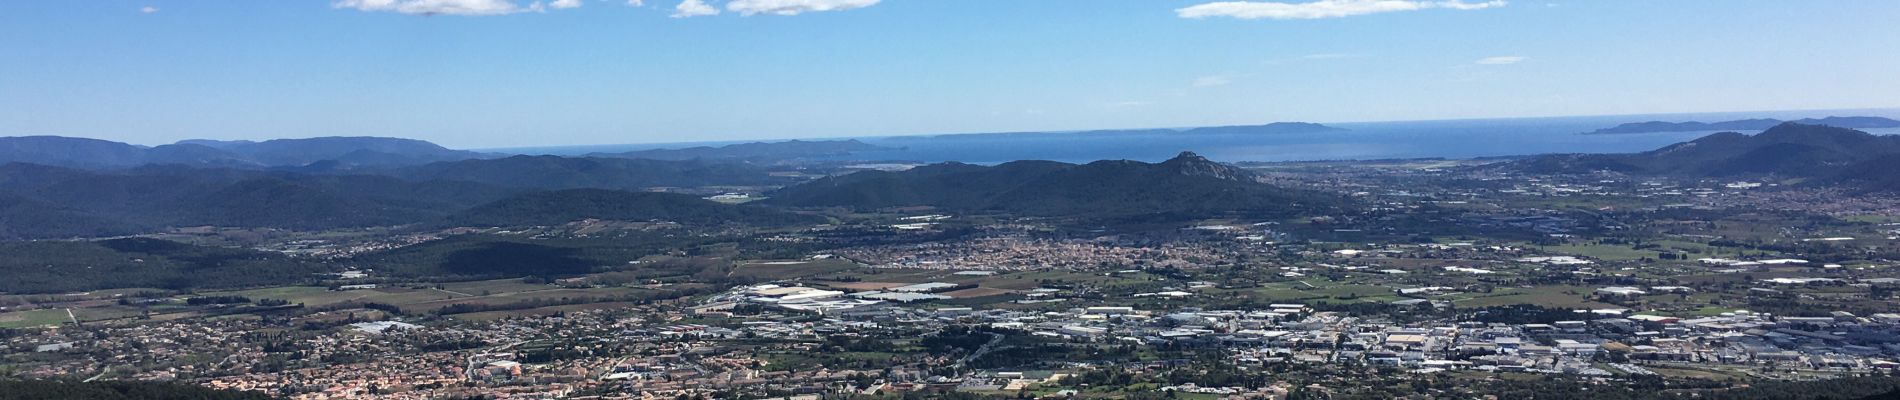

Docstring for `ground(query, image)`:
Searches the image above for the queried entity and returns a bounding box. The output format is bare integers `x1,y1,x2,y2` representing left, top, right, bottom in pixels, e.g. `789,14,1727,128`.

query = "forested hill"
888,121,1343,141
0,156,809,239
0,380,275,400
381,155,794,190
766,151,1342,219
0,163,520,239
1503,123,1900,188
0,135,489,169
586,139,890,162
0,238,328,294
446,189,824,227
1584,116,1900,134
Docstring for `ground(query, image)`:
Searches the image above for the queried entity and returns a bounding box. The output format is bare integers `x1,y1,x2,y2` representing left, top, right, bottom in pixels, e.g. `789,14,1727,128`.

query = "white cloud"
1436,0,1506,10
140,6,159,14
332,0,529,16
1475,55,1524,65
627,0,645,5
1177,0,1506,20
1192,75,1234,87
726,0,879,16
550,0,583,9
672,0,719,17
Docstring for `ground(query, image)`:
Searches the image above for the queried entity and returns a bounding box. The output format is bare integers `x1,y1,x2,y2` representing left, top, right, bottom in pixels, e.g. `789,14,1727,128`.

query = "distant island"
1584,116,1900,134
1173,122,1343,135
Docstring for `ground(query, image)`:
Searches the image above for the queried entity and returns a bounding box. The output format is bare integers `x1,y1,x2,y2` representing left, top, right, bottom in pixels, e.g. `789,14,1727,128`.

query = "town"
9,158,1900,399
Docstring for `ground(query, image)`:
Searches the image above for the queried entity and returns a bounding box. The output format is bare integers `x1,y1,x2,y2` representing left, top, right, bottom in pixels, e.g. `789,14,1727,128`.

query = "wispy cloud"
672,0,719,17
726,0,879,16
1475,55,1525,65
1192,75,1234,87
140,6,159,14
549,0,583,9
333,0,533,16
1177,0,1506,20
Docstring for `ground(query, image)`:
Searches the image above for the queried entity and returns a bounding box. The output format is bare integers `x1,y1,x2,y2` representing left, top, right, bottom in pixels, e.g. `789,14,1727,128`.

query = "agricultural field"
204,286,409,308
402,287,652,311
1452,286,1615,309
450,301,642,321
729,257,860,280
0,308,72,329
1533,243,1665,262
0,274,686,328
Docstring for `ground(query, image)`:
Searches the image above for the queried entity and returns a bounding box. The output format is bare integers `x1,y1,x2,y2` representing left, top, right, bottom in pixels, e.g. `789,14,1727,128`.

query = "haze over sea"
499,108,1900,164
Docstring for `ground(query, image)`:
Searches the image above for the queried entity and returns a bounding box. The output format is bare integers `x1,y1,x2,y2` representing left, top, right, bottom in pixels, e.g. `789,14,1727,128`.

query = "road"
954,333,1005,370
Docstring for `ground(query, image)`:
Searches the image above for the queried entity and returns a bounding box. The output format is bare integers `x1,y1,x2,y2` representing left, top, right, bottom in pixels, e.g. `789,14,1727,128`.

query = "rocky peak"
1160,151,1251,181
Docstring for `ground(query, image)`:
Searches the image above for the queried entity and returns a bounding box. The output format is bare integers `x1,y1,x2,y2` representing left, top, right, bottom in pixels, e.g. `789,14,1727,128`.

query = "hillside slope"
1505,123,1900,178
386,155,794,190
0,163,519,238
767,152,1339,218
448,189,823,227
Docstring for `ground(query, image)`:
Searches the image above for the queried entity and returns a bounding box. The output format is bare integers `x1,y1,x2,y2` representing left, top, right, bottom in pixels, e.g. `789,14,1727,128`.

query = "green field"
0,308,73,329
1453,286,1613,309
70,306,148,324
0,272,680,330
1840,214,1900,224
440,279,557,296
451,301,640,321
403,287,650,311
197,281,654,313
202,286,390,307
1534,243,1658,262
1240,286,1319,302
731,258,859,280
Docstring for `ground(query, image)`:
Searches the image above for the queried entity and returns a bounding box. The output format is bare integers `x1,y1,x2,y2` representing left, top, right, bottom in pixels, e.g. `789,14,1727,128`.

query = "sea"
494,108,1900,164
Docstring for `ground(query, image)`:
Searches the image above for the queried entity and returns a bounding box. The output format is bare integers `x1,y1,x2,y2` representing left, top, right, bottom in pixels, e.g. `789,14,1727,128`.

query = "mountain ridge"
586,139,891,162
766,151,1336,219
0,163,523,238
1584,116,1900,135
0,135,492,169
383,155,796,190
887,122,1344,141
1504,123,1900,186
447,188,823,227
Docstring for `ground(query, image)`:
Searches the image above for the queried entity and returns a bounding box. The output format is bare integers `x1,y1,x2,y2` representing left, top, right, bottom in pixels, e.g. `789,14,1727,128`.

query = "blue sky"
1,0,1897,148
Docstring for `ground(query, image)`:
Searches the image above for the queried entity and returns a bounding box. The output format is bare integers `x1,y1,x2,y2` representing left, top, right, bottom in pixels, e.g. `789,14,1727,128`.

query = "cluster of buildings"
687,278,1900,387
12,270,1900,399
699,283,979,316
